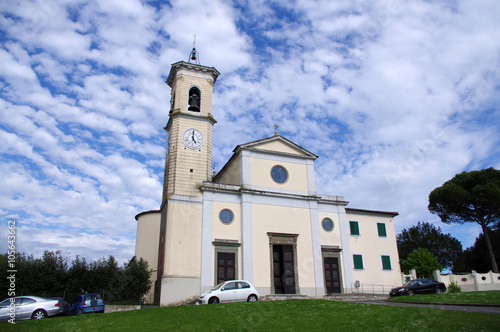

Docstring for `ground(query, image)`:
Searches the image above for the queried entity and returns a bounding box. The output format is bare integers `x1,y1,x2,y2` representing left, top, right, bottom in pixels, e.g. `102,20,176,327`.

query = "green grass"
3,299,499,331
387,291,500,305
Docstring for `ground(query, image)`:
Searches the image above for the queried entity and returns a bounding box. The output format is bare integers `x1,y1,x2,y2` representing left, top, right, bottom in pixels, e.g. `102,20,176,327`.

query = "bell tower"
162,57,220,201
155,47,220,306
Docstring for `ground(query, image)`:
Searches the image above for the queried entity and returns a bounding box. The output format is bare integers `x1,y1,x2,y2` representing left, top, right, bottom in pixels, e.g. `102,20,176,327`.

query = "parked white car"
198,280,259,304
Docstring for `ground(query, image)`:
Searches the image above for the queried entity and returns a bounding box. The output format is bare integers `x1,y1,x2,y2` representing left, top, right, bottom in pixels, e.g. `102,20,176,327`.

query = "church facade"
135,59,402,306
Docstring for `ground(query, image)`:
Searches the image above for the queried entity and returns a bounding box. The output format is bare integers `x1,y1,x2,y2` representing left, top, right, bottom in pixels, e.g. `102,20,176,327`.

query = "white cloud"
0,0,499,263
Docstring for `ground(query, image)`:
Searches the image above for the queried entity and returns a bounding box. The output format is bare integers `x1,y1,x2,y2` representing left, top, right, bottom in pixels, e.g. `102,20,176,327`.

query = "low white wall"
435,270,500,292
104,305,141,313
401,269,417,284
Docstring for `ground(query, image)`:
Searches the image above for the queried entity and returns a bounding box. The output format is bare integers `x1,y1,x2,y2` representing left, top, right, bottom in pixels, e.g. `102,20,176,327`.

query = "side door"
89,295,98,312
218,281,239,302
422,279,436,294
236,281,252,302
0,298,21,322
18,298,37,320
69,296,81,314
217,252,235,284
413,280,424,294
324,257,341,294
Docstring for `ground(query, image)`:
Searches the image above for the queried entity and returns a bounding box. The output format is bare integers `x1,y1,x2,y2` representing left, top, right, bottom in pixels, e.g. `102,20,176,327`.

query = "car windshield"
403,280,418,286
212,282,225,291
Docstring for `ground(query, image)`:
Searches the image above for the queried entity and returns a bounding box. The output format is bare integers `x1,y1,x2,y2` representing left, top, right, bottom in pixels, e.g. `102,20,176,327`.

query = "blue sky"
1,0,499,265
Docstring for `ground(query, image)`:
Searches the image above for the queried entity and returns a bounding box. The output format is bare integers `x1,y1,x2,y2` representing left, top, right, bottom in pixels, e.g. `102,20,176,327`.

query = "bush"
448,281,461,293
0,251,153,304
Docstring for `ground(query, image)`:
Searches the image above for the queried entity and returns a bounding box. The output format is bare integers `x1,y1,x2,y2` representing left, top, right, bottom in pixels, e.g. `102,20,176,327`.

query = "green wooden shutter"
353,254,363,270
349,221,360,236
382,255,391,270
377,223,387,237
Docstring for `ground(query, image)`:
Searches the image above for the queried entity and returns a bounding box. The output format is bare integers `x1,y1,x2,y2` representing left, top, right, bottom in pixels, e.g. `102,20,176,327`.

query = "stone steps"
324,294,388,302
262,294,388,302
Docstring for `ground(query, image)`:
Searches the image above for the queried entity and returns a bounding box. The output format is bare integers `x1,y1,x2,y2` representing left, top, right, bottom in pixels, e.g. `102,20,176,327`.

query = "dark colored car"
0,296,63,322
390,278,447,296
68,294,104,315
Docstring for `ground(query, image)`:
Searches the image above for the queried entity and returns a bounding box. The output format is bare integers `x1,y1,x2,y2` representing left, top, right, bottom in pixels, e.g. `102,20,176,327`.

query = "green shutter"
349,221,360,236
377,223,387,237
382,255,391,270
353,255,364,270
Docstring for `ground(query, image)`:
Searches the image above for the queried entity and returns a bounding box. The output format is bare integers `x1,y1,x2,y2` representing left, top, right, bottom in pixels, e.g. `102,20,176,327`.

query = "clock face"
182,128,204,149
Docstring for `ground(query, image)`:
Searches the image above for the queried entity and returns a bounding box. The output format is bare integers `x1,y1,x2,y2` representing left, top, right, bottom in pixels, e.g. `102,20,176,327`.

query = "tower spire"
188,33,200,64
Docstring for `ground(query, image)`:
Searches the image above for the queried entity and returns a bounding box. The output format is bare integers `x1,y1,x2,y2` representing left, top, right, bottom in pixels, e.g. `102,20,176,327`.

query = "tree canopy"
403,248,442,278
397,221,462,270
453,228,500,273
428,167,500,272
0,250,153,304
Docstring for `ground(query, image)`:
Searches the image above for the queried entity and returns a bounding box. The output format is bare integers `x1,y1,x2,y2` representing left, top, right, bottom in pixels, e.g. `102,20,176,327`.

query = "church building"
135,53,402,306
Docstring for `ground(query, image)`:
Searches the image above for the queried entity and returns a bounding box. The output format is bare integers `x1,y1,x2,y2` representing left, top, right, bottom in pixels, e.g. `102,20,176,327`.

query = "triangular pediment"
213,135,317,185
236,135,318,160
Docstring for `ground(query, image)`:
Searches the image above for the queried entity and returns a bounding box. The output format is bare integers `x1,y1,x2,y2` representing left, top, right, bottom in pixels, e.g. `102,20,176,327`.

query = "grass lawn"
3,299,500,331
387,291,500,305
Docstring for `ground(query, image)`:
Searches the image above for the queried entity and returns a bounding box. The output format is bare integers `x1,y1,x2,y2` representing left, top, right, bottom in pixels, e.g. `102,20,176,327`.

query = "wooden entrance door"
324,257,341,294
217,252,235,284
273,245,296,294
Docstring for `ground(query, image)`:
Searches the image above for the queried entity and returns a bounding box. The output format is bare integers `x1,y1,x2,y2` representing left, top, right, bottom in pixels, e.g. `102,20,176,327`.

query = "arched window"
188,87,201,112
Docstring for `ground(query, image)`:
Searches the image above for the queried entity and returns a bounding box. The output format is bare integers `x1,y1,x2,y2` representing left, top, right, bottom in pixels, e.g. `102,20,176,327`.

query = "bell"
190,48,197,61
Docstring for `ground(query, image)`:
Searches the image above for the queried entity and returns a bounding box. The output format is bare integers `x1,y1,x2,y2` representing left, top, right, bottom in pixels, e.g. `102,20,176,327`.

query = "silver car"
0,296,62,322
198,280,259,304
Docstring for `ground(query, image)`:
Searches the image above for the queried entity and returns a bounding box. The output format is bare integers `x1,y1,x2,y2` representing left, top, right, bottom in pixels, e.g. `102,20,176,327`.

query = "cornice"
135,209,160,221
345,207,399,217
200,181,348,205
164,111,217,131
166,61,221,87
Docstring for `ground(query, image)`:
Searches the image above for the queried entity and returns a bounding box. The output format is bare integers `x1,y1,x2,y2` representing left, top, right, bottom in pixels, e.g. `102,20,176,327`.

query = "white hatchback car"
198,280,259,304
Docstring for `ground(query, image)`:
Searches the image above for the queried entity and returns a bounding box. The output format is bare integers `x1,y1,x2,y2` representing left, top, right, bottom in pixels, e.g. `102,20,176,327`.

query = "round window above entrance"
271,165,288,184
219,209,234,224
322,218,334,232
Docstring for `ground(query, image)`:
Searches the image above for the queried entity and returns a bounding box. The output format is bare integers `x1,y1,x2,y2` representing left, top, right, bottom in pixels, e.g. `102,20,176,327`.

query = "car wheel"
32,309,47,320
247,294,258,302
436,287,443,294
77,308,83,315
208,297,219,304
407,289,414,296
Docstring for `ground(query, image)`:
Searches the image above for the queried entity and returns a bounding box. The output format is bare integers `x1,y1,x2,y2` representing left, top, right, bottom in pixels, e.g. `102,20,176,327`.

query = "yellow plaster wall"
211,202,242,243
347,213,401,287
251,204,315,290
318,212,345,292
163,201,203,277
211,202,242,283
255,140,304,155
318,212,342,247
250,158,309,192
135,212,161,303
215,158,240,185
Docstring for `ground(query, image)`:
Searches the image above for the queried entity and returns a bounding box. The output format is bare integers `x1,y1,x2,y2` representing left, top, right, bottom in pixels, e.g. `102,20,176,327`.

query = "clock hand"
191,131,197,143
